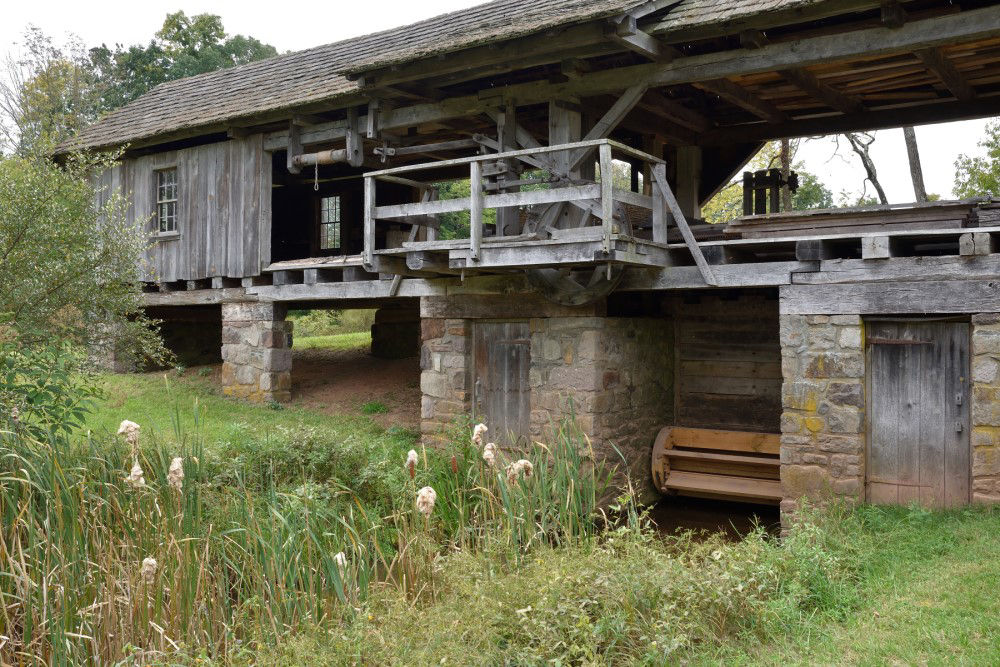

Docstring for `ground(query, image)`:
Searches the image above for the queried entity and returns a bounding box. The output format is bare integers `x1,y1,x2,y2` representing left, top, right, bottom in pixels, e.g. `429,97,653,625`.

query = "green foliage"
0,151,163,358
287,308,375,337
954,119,1000,199
0,28,101,153
88,11,277,112
0,341,98,440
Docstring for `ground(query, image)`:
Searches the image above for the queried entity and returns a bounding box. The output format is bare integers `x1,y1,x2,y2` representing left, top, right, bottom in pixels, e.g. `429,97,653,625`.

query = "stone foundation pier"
221,302,292,402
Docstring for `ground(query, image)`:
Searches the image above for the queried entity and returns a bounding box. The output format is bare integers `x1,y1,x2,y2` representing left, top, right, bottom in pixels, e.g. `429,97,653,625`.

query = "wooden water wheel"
523,201,632,306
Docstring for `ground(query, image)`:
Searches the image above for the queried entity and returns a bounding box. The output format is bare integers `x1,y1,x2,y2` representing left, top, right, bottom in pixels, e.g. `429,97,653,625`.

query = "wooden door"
866,320,970,507
473,321,530,446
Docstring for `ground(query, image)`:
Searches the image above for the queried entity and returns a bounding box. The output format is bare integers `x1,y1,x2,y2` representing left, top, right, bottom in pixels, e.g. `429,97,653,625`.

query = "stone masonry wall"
420,318,471,445
779,314,865,518
971,313,1000,503
529,316,672,499
221,302,292,403
419,308,672,500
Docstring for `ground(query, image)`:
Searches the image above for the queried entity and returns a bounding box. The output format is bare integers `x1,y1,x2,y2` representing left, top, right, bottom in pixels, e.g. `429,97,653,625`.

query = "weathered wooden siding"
96,134,271,282
669,292,782,433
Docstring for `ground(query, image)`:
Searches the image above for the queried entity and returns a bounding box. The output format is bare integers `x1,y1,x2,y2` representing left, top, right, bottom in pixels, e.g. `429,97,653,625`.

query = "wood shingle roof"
65,0,819,152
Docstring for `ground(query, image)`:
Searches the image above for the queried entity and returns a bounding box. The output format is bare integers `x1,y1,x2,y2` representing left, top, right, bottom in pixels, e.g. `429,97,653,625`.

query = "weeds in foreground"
0,410,615,663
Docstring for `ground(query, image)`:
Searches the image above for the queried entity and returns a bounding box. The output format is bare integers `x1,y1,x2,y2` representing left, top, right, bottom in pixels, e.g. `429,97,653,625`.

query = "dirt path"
290,346,421,429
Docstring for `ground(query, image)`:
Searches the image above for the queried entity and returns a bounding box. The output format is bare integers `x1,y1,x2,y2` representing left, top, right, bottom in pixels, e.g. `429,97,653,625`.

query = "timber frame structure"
70,0,1000,522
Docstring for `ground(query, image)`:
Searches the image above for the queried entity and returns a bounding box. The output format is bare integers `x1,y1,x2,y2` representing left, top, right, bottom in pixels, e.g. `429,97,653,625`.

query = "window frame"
154,166,179,237
319,194,342,251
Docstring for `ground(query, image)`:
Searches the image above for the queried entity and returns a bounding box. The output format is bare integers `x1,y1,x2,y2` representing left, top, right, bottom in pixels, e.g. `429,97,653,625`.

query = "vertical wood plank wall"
668,292,782,433
96,134,271,282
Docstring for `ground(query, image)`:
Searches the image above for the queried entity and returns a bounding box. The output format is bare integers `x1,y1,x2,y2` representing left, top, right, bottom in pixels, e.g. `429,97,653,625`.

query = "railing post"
651,162,667,244
469,160,483,262
363,175,375,270
599,142,614,255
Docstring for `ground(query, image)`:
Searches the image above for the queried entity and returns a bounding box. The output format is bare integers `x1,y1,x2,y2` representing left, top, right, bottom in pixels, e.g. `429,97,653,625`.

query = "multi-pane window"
320,195,342,250
156,168,178,233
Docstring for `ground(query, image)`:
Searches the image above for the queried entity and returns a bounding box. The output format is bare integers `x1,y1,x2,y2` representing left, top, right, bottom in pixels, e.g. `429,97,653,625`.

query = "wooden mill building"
67,0,1000,519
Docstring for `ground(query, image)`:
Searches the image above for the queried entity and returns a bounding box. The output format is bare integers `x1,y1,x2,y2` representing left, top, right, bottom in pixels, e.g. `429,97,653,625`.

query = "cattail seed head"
167,457,184,492
405,449,418,479
140,557,157,584
416,486,437,517
482,442,498,467
472,423,487,446
9,406,19,425
126,460,145,488
117,420,141,448
506,459,534,484
450,455,458,474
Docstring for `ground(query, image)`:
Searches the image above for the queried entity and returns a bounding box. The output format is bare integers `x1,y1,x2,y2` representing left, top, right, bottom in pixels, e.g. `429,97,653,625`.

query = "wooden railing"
361,138,675,269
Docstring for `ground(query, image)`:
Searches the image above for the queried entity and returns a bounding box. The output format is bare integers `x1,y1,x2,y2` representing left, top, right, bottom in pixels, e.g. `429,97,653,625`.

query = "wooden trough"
651,426,781,505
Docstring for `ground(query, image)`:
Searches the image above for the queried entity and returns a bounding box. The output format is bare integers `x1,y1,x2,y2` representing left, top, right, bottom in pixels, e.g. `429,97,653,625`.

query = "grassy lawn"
84,330,396,453
707,506,1000,665
293,331,370,350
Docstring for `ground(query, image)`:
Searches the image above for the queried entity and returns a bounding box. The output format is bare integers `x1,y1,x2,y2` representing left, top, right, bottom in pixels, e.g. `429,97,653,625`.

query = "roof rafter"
694,78,787,124
915,47,977,102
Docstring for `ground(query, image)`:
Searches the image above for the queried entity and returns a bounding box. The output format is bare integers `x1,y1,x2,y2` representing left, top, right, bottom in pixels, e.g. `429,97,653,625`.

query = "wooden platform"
725,200,981,239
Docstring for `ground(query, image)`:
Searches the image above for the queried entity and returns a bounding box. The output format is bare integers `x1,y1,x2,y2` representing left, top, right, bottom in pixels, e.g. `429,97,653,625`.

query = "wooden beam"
694,78,787,123
636,89,712,132
607,15,669,62
881,0,907,29
780,279,1000,315
570,82,649,171
701,94,1000,144
651,164,716,285
778,67,865,114
915,47,976,102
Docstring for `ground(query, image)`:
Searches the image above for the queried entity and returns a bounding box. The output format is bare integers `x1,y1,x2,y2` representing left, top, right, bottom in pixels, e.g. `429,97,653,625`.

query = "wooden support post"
651,164,716,285
549,99,582,178
287,121,302,175
795,239,838,261
960,232,997,256
346,107,363,167
469,160,483,262
862,235,898,260
599,143,615,255
651,163,668,243
363,176,376,270
676,146,702,220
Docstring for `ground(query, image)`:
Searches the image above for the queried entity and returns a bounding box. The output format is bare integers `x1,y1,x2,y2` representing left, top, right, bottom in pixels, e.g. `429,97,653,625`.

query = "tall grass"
0,413,611,663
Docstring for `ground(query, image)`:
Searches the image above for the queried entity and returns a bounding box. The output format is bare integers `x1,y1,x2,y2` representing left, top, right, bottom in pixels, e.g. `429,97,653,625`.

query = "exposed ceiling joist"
262,5,1000,153
637,89,712,133
915,47,977,102
740,29,865,115
694,78,787,123
778,68,866,114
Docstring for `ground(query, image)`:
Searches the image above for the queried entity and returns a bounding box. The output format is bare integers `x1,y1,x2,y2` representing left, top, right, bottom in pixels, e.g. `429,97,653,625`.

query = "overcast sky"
2,0,992,202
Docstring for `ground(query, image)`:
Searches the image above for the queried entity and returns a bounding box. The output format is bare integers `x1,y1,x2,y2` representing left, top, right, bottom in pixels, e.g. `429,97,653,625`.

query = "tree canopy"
88,11,277,113
954,120,1000,199
1,12,277,154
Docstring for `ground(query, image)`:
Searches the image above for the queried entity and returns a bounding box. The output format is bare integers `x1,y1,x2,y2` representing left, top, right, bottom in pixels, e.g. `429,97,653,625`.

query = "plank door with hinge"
866,320,970,507
473,321,531,447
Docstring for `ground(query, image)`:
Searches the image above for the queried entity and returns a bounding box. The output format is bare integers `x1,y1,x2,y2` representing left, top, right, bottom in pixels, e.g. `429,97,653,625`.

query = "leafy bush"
213,422,410,513
0,340,99,440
